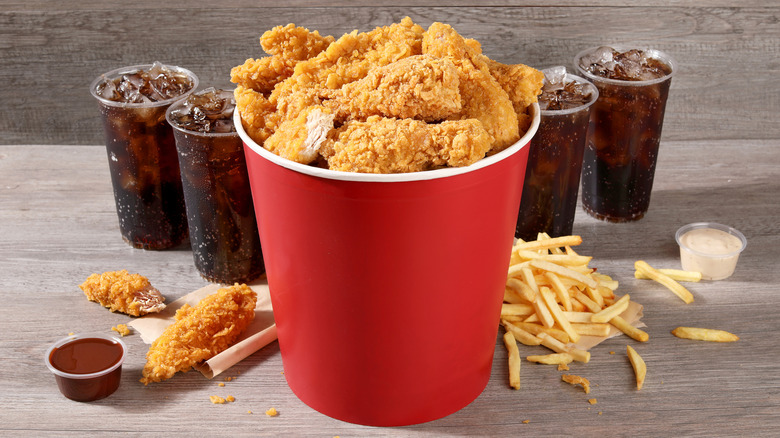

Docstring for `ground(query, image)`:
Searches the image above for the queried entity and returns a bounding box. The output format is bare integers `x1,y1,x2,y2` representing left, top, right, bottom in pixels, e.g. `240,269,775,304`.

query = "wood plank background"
1,1,778,145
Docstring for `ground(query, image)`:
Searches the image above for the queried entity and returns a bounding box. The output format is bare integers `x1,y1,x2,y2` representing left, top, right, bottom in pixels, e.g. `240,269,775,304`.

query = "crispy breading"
334,54,461,122
422,22,519,152
79,270,165,316
320,116,493,173
140,284,257,384
263,105,335,164
231,24,334,94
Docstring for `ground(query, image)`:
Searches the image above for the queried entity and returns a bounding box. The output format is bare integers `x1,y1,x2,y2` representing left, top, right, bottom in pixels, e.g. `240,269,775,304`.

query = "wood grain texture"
1,139,779,436
1,2,778,144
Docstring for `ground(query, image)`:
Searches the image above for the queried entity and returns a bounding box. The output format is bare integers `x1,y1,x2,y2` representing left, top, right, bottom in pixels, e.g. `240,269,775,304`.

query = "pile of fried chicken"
231,17,543,174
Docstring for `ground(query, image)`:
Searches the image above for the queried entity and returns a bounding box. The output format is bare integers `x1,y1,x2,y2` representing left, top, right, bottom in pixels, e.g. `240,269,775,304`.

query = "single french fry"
513,235,582,253
540,287,580,343
507,261,530,278
501,303,534,317
626,345,646,390
503,332,521,389
512,321,569,344
537,333,590,363
671,326,739,342
502,320,543,346
635,260,695,304
610,315,649,342
635,268,702,282
596,285,616,299
530,259,598,289
572,290,602,313
572,322,611,337
533,296,555,328
520,267,540,296
591,294,630,323
585,286,605,308
545,272,572,312
526,353,573,365
563,311,595,323
507,277,536,303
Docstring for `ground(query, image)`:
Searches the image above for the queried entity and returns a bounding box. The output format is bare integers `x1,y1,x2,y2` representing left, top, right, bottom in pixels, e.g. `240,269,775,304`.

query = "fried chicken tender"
231,24,334,94
79,270,165,316
264,105,335,164
422,22,519,152
233,17,542,173
334,54,461,122
140,284,257,385
320,116,493,173
234,86,280,145
270,17,425,117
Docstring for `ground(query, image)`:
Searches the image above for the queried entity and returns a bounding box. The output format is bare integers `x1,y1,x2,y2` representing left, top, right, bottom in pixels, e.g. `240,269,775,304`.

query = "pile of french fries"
501,233,740,393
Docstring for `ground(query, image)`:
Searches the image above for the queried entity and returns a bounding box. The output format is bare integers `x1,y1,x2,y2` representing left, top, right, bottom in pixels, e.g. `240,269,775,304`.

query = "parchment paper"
127,280,277,378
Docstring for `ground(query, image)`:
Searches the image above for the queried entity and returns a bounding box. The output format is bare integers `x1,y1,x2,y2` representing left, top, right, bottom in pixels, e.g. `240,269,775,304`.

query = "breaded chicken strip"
79,270,165,316
231,24,334,94
334,54,461,122
140,284,257,384
234,85,281,145
485,58,544,133
422,22,519,152
320,116,493,173
271,17,425,117
264,105,335,164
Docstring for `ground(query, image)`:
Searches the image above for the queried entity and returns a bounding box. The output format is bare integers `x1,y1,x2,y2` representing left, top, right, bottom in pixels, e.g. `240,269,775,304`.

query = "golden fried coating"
234,86,280,145
233,17,542,172
140,284,257,384
231,24,334,94
264,105,334,164
320,116,493,173
79,270,165,316
334,54,461,122
422,22,519,152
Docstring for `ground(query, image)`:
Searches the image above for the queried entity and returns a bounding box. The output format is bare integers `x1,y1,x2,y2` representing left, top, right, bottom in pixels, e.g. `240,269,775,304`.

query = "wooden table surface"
1,138,778,436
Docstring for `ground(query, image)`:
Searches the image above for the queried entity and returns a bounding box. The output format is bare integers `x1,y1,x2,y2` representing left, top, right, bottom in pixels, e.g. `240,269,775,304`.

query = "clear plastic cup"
44,333,127,402
90,63,197,249
675,222,747,280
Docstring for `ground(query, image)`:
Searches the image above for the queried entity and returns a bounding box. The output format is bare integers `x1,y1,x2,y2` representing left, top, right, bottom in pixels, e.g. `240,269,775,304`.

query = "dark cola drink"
515,67,597,241
575,47,675,222
90,63,197,249
167,88,264,284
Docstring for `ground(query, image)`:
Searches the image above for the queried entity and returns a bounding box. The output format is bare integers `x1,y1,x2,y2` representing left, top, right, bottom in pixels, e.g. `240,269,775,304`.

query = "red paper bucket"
238,106,539,426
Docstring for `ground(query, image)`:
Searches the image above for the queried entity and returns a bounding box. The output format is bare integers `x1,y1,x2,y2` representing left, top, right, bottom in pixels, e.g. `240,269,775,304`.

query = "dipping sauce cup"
676,222,747,280
44,333,127,402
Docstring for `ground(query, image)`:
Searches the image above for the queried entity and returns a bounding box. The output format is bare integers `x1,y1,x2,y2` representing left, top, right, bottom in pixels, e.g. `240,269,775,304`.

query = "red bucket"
238,106,539,426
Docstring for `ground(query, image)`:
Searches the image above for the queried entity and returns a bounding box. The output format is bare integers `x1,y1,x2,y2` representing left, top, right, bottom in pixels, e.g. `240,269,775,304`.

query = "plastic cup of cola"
675,222,747,280
90,63,197,249
44,333,127,402
515,67,598,241
166,88,265,284
238,104,539,426
574,46,676,223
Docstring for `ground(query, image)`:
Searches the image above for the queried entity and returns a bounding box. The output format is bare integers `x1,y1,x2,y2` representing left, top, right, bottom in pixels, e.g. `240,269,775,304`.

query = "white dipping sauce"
678,227,745,280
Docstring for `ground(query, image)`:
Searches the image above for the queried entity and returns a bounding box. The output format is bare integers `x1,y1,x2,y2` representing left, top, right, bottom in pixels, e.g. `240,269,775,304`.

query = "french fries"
671,326,739,342
626,345,646,390
635,268,701,282
635,260,695,304
500,234,649,392
503,332,521,389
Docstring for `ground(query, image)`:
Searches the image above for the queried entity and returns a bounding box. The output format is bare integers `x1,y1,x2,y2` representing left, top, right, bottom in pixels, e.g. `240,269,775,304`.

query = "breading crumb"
266,407,279,417
111,324,131,336
557,363,569,371
522,419,530,424
226,395,236,402
210,396,226,404
218,382,225,387
588,398,598,404
561,374,591,394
